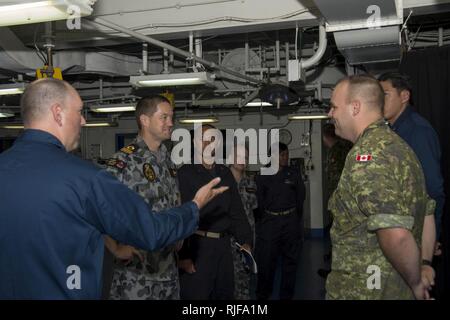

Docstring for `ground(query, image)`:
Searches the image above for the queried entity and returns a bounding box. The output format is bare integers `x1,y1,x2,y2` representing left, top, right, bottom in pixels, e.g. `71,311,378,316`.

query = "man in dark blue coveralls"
255,142,305,300
0,78,227,299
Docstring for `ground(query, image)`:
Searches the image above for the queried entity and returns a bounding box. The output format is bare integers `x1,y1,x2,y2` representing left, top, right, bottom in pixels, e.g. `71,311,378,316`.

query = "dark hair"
378,72,413,104
135,95,171,130
378,72,412,92
21,78,72,126
323,123,337,139
201,123,216,130
269,142,288,156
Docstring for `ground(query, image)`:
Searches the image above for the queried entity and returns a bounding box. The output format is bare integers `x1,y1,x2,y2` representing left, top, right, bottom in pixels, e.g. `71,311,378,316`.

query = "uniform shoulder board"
120,144,137,155
105,158,127,170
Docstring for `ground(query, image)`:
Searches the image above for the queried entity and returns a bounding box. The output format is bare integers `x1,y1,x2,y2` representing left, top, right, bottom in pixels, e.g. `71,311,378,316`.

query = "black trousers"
101,246,114,300
255,212,302,300
180,235,234,300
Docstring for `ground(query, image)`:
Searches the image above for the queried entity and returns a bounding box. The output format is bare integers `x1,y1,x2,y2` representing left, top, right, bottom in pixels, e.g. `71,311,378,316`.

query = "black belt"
265,208,296,216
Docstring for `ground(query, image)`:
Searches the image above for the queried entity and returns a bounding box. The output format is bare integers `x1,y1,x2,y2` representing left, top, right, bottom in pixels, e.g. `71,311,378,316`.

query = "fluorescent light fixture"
0,0,97,27
288,114,330,120
178,116,219,124
83,121,118,127
90,105,136,113
130,72,215,87
0,121,117,129
0,112,14,118
245,100,273,107
0,124,24,129
0,83,26,96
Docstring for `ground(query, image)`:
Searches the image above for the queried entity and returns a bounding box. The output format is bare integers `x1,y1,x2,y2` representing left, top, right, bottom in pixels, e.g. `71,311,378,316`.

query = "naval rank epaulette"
105,158,127,170
120,144,138,155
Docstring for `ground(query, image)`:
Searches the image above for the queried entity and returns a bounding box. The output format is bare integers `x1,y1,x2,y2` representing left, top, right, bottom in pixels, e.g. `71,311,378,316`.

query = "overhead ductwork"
313,0,403,65
0,28,44,73
0,27,142,77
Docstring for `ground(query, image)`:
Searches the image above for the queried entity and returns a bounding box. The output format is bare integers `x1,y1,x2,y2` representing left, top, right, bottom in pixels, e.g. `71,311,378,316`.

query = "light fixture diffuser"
0,0,97,27
0,124,24,129
83,121,118,127
0,83,26,96
0,112,14,118
288,114,330,120
90,105,136,113
130,72,215,88
245,100,273,107
178,116,219,124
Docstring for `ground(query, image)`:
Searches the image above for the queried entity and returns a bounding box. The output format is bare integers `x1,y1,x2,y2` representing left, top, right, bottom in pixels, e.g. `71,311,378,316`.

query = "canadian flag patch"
356,154,372,162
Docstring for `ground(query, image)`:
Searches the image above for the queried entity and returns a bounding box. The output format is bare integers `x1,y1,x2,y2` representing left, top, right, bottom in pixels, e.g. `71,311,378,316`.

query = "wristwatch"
422,259,432,266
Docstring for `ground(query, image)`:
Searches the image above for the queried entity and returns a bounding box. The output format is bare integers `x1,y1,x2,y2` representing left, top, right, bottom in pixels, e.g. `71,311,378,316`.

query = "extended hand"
193,177,229,210
114,244,144,264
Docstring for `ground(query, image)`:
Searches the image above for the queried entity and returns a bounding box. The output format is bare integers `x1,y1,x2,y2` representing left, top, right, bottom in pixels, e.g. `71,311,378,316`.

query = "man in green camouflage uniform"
323,124,352,199
229,144,258,299
104,95,182,300
326,75,435,300
318,124,352,279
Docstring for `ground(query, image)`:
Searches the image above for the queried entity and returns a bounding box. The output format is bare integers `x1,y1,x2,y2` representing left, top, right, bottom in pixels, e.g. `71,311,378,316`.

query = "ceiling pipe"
87,17,262,85
142,43,148,74
163,48,169,74
301,24,327,70
189,32,195,71
195,37,203,70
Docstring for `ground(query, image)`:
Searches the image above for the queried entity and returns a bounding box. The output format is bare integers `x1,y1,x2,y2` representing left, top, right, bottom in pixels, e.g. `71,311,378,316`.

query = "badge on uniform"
143,163,156,182
105,158,127,170
120,144,137,155
169,168,177,178
356,154,372,162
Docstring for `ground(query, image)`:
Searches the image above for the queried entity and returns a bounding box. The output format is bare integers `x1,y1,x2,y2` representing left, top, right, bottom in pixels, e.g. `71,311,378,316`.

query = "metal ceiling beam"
86,17,262,86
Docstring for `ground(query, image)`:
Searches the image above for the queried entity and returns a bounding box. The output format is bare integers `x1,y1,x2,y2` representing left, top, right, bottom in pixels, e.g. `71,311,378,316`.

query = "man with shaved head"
0,78,228,299
326,75,435,299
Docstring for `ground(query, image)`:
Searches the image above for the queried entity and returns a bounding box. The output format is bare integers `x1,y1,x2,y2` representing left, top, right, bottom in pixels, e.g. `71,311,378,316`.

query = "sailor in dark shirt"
255,142,305,300
379,72,443,294
177,124,252,299
379,73,444,237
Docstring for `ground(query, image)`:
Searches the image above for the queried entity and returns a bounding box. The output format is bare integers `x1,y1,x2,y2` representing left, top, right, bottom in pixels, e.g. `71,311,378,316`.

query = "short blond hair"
21,78,72,125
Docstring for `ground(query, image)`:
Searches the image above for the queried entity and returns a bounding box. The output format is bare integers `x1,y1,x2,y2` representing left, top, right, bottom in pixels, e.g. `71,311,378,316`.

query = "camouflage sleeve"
104,153,128,183
350,150,415,232
228,171,253,246
426,197,436,216
242,176,258,210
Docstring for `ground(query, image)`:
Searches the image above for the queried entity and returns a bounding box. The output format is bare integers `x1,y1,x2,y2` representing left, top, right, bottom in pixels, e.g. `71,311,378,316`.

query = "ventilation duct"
313,0,403,65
